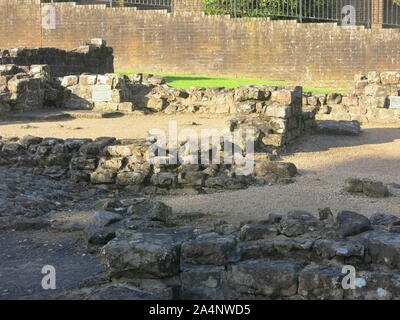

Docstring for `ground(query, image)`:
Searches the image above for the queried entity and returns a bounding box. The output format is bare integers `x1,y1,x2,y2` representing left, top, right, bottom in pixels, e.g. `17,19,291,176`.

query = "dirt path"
0,114,228,140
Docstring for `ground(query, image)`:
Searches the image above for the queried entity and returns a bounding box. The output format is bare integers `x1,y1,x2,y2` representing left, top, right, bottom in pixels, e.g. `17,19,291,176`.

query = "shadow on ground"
286,127,400,154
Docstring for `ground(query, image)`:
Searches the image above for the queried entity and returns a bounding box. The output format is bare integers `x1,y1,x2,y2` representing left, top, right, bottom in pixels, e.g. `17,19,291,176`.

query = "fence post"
371,0,384,28
234,0,237,18
299,0,302,22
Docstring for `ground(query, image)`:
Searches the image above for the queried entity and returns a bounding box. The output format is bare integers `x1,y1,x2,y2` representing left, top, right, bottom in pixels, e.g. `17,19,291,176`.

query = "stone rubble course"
0,134,300,195
0,40,113,117
310,71,400,124
68,197,400,300
0,43,311,152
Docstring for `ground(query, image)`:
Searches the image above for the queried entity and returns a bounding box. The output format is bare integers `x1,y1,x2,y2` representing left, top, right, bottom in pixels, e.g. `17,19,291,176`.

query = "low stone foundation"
0,134,298,195
0,40,114,115
78,199,400,300
0,39,113,76
307,71,400,124
58,73,307,148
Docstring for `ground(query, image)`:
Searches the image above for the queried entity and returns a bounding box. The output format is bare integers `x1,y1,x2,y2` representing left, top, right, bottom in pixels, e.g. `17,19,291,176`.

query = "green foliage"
41,0,82,2
204,0,337,20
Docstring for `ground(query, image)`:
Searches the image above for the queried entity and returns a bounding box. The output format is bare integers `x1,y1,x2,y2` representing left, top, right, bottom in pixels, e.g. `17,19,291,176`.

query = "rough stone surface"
227,259,303,297
181,233,239,266
239,224,278,241
100,227,202,279
279,211,322,237
298,265,344,300
337,211,372,237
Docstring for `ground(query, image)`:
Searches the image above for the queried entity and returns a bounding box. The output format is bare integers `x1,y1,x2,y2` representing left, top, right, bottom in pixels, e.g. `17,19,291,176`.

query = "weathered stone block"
118,102,135,112
234,86,264,101
181,266,227,299
61,75,78,87
93,102,119,112
362,180,389,198
344,271,400,300
313,239,364,259
380,72,400,85
254,161,297,177
239,224,278,241
116,171,146,186
79,74,97,86
105,144,144,157
270,90,294,105
100,227,200,279
227,259,302,297
261,134,286,147
316,120,361,135
337,211,371,237
298,265,344,299
90,169,117,184
279,211,322,237
92,210,123,227
151,172,177,187
70,157,97,170
178,171,206,187
264,105,292,118
131,200,172,222
365,231,400,269
181,233,239,266
98,157,124,171
204,177,246,190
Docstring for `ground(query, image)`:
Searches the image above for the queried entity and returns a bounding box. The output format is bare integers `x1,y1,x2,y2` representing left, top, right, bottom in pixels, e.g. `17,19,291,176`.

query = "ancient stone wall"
0,133,299,196
0,40,114,116
58,72,307,148
306,71,400,123
94,208,400,300
0,64,50,115
0,39,114,77
3,0,400,91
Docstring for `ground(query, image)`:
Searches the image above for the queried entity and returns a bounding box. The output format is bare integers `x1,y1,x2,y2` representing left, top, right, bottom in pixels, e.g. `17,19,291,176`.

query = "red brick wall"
1,0,400,90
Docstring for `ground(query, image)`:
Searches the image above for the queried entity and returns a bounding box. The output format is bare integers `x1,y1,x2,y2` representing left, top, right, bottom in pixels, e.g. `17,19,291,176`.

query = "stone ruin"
0,39,113,116
0,40,312,195
305,71,400,124
2,40,400,300
44,198,400,300
0,134,298,196
0,38,113,76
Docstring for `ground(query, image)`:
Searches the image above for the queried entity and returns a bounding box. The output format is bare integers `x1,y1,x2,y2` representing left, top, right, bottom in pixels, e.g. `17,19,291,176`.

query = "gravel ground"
0,114,228,140
0,230,103,300
158,124,400,223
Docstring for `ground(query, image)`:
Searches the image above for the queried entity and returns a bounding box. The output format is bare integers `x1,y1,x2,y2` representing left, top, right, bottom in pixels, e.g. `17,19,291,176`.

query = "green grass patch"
118,71,342,94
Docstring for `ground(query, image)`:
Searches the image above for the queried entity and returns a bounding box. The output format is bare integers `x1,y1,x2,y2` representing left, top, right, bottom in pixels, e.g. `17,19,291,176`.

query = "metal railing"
108,0,171,9
202,0,373,25
43,0,400,28
380,0,400,26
